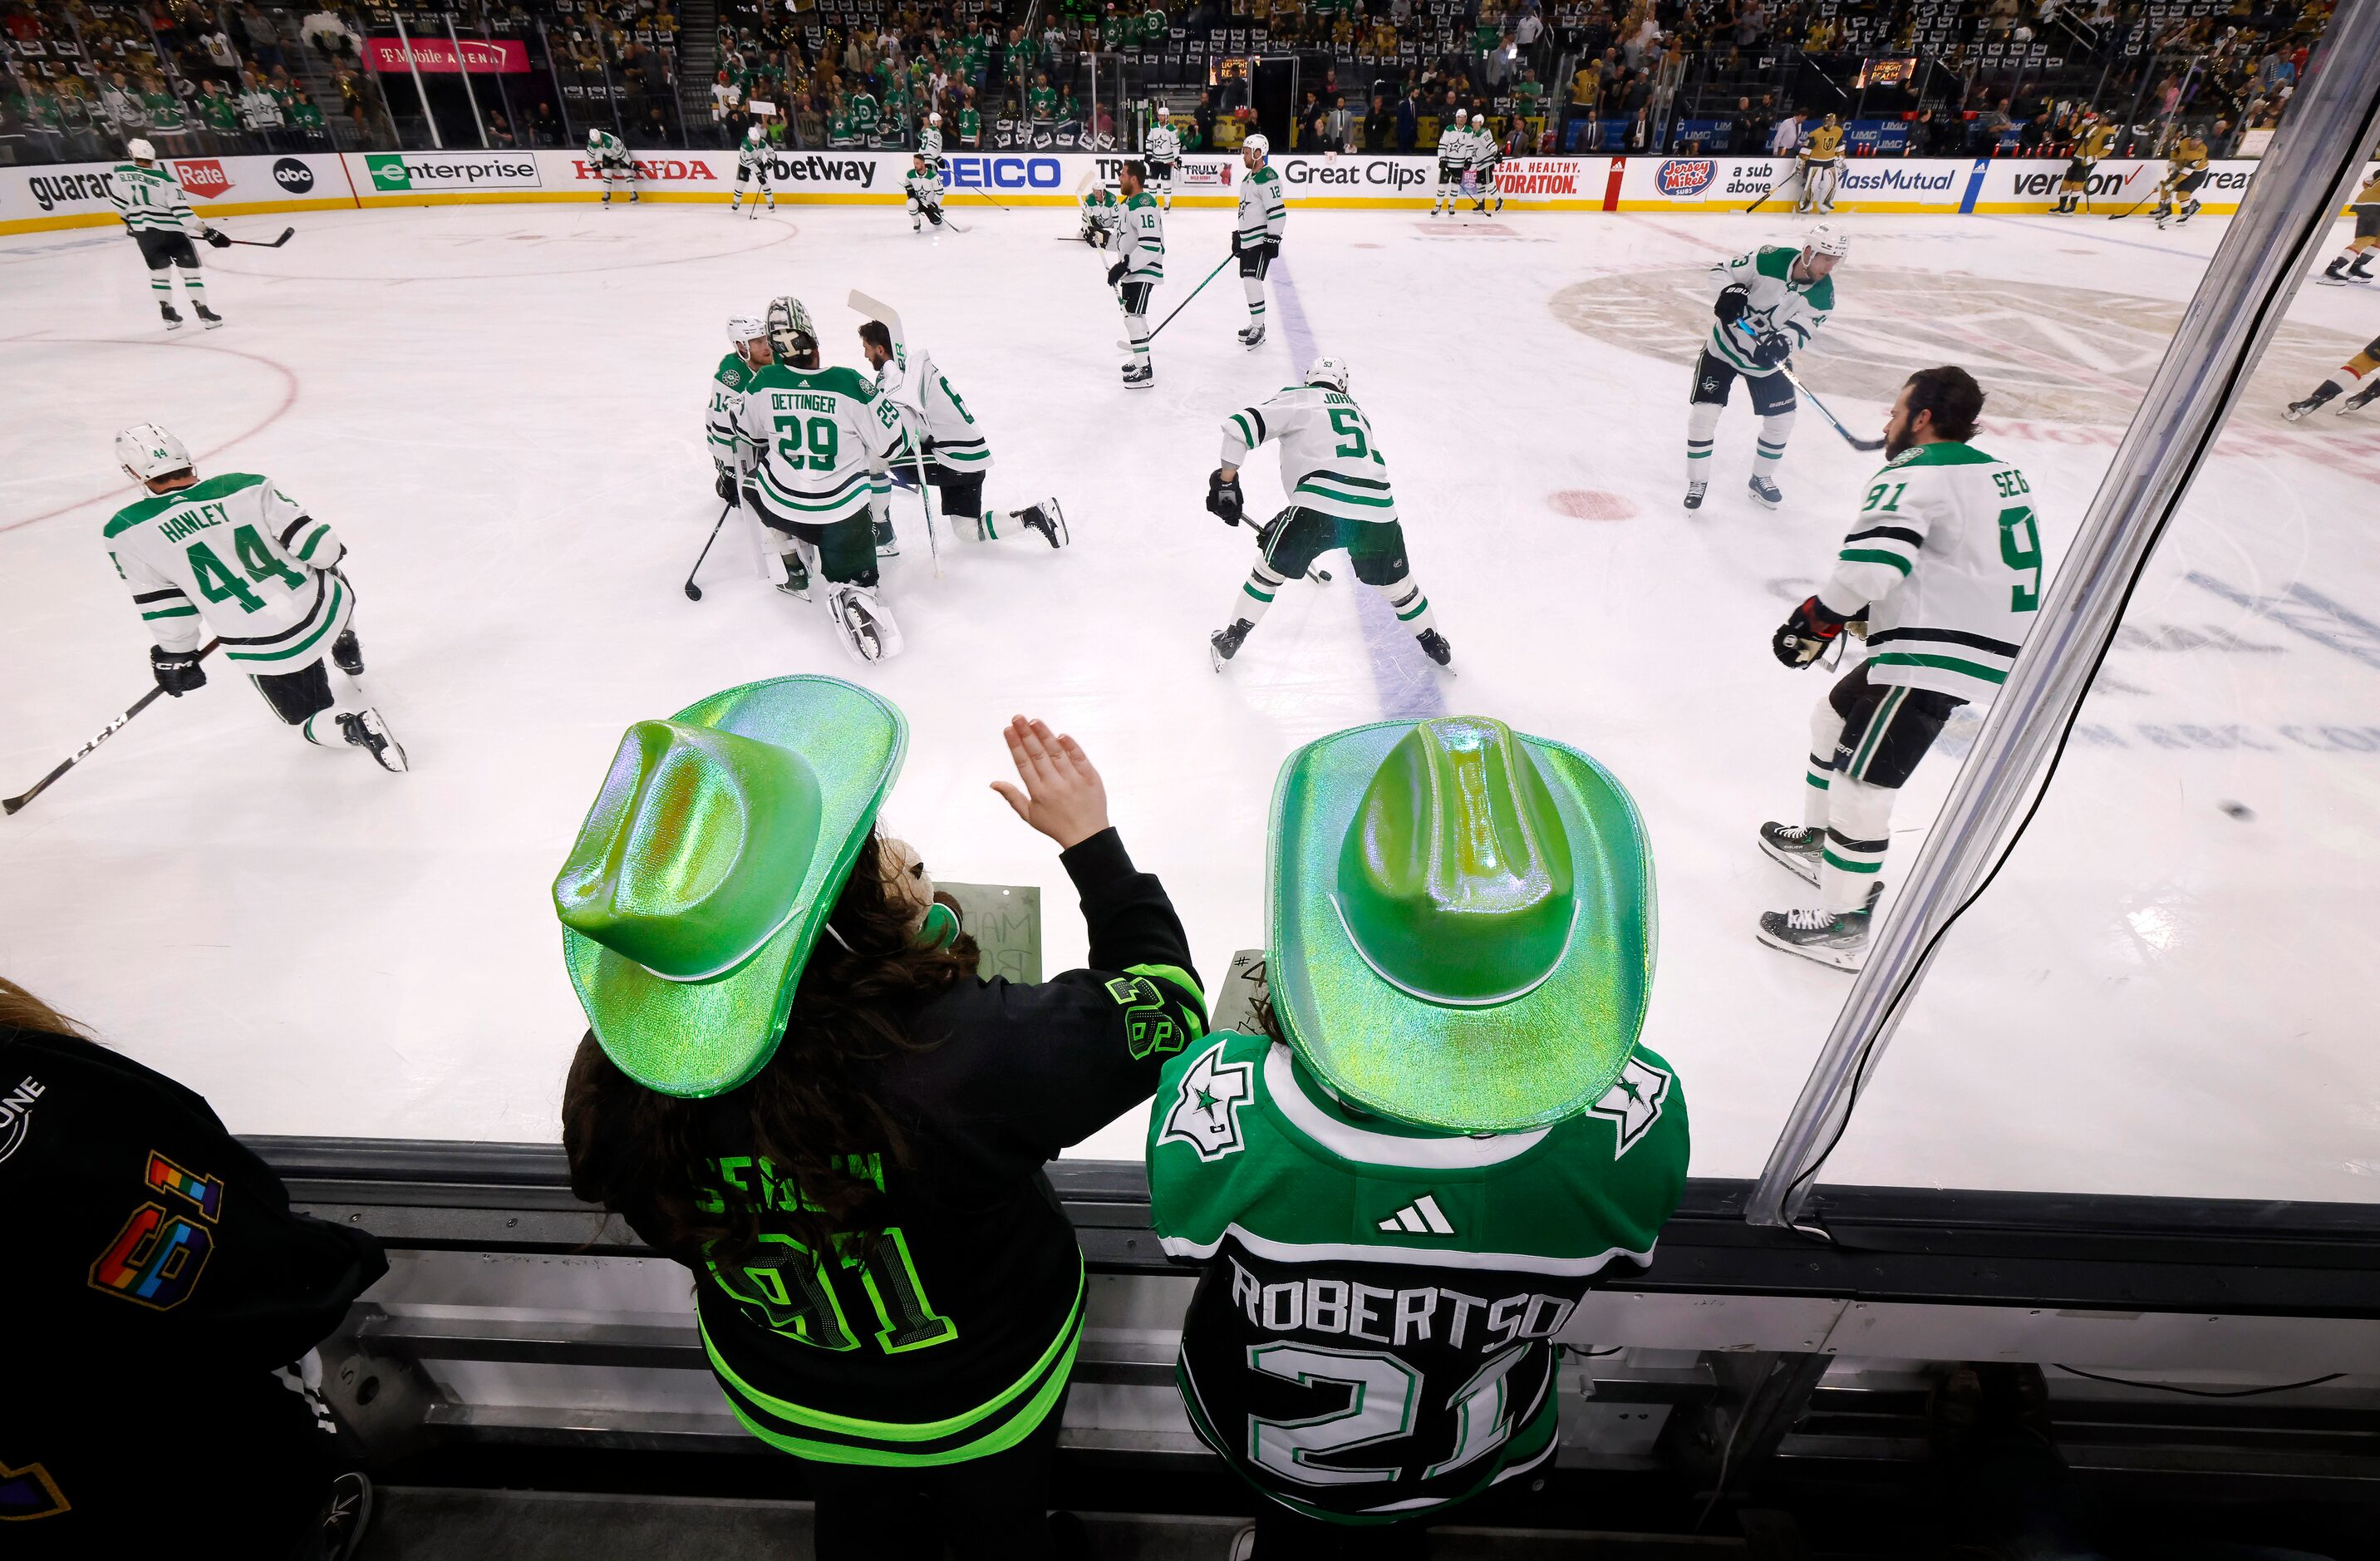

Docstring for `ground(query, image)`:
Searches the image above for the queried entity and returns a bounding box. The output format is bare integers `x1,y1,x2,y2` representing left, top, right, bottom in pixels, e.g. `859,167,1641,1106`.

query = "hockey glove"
204,229,232,249
1772,595,1850,668
1750,330,1792,369
1206,468,1246,526
715,468,740,508
1264,237,1281,261
1106,260,1127,288
150,643,208,696
1714,282,1751,325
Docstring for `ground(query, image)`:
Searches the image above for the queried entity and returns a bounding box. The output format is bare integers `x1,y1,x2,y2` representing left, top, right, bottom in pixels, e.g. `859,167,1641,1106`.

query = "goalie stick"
847,289,942,578
6,640,223,815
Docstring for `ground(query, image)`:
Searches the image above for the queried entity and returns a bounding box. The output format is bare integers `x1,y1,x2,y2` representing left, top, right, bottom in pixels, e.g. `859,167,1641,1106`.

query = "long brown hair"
563,830,979,1266
0,976,88,1040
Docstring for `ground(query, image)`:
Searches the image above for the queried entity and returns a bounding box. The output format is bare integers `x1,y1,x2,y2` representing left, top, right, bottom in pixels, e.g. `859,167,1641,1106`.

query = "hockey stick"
1746,162,1802,214
219,227,295,248
6,639,222,815
1116,254,1232,350
1728,320,1884,452
684,501,731,600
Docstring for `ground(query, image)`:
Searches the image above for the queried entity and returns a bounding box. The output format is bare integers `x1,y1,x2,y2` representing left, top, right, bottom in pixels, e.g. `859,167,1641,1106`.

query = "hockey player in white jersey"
904,153,947,233
730,126,775,217
706,313,771,510
1079,180,1122,248
102,424,405,771
109,140,227,330
1467,111,1505,213
1686,224,1842,514
857,319,1067,549
587,126,637,204
1233,134,1286,348
1206,357,1451,672
731,297,912,662
1430,113,1473,217
1108,160,1164,388
1758,367,2039,968
918,111,944,170
1143,106,1182,209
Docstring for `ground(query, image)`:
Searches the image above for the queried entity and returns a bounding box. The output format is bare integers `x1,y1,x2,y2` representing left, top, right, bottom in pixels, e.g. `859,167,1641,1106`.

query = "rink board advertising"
7,151,2366,232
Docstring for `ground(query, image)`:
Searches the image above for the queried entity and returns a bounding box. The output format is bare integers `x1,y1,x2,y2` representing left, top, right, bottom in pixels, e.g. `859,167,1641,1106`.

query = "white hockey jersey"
1817,441,2043,703
104,472,353,667
1222,385,1399,524
1235,165,1286,249
1117,191,1165,280
1144,122,1182,161
918,126,943,161
736,140,772,177
734,362,908,526
588,129,629,165
878,348,991,474
905,167,945,208
107,162,202,237
1438,121,1477,166
1703,244,1833,377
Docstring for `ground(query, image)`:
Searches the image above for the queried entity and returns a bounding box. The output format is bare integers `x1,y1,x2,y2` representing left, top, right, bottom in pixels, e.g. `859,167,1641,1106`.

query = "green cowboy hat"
1268,715,1655,1134
553,675,906,1098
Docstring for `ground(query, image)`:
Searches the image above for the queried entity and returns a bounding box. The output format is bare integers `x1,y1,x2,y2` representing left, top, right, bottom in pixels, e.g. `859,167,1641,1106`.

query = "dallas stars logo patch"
1588,1056,1672,1159
1159,1043,1253,1161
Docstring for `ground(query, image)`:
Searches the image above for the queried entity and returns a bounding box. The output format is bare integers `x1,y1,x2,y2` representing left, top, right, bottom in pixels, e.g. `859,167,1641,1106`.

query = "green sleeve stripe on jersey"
293,524,332,561
1838,547,1913,576
703,1263,1084,1443
1227,412,1259,447
1126,963,1208,1024
1867,651,2009,684
142,604,201,620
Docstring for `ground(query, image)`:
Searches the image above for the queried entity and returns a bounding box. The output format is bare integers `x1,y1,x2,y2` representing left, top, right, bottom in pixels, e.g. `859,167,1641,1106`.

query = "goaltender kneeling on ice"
715,298,1065,666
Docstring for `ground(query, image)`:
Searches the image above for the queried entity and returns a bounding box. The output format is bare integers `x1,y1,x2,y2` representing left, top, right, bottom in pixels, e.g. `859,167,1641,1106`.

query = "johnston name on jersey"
1819,441,2044,702
733,362,910,525
1222,386,1398,524
104,473,352,666
1148,1032,1689,1523
1704,244,1834,376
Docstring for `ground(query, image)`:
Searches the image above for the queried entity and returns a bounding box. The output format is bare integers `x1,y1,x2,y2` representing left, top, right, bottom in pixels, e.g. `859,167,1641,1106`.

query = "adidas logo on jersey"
1377,1194,1454,1236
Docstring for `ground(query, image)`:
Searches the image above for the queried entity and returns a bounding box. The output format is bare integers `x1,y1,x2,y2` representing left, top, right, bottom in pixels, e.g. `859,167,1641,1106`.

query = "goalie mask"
116,422,194,485
767,295,819,368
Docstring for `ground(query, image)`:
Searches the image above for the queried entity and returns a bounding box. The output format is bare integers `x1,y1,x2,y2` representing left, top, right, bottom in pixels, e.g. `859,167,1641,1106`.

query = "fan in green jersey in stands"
1148,714,1689,1555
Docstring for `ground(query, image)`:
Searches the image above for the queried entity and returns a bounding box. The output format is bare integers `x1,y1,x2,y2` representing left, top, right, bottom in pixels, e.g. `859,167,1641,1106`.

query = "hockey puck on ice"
2219,800,2255,821
1549,490,1638,521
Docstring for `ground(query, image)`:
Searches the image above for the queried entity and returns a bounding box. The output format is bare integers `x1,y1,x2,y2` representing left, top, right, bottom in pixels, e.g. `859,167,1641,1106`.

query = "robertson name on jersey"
1148,1031,1689,1524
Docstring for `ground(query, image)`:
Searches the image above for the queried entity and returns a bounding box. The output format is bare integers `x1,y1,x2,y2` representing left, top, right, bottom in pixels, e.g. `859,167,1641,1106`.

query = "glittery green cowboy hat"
553,675,906,1098
1268,716,1655,1133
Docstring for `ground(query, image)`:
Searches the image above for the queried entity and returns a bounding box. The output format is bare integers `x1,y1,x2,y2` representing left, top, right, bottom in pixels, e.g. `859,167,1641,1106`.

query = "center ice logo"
1656,159,1715,197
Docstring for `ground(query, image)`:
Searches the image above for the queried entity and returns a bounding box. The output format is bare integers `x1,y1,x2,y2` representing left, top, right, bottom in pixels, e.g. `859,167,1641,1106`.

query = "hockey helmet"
1304,357,1352,395
1472,112,1487,126
1242,132,1269,160
726,313,768,352
747,125,764,142
929,111,942,126
125,137,157,161
116,422,193,485
766,295,818,367
1803,222,1849,259
1156,105,1171,120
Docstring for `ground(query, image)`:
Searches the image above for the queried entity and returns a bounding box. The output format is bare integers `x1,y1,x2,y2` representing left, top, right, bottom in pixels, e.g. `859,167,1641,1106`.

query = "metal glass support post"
393,12,440,149
538,19,574,145
1746,0,2380,1232
448,18,489,147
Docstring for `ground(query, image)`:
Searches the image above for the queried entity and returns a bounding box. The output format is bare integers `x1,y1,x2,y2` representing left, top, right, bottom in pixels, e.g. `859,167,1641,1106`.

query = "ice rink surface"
5,196,2378,1202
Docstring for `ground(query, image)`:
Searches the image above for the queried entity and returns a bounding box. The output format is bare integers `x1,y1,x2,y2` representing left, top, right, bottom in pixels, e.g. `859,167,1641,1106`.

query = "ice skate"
873,515,899,557
776,551,812,599
1683,480,1709,515
2342,382,2380,415
1209,618,1252,670
1122,363,1153,390
1756,883,1881,970
1012,499,1068,548
1748,475,1784,510
1415,628,1453,669
195,303,223,329
1758,821,1823,884
1238,323,1266,350
339,708,409,773
160,301,184,330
